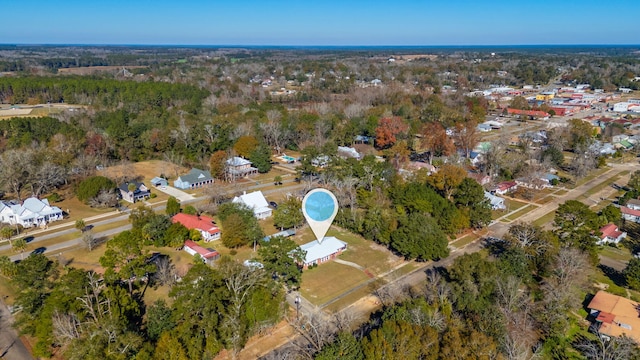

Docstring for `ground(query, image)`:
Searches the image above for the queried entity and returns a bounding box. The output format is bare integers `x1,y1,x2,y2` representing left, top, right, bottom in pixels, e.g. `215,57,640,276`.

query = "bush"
150,193,157,199
76,176,116,203
229,249,237,256
46,192,62,203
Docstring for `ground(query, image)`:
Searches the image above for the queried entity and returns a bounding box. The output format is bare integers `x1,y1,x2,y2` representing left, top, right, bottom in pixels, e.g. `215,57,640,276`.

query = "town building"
171,213,221,242
150,177,168,188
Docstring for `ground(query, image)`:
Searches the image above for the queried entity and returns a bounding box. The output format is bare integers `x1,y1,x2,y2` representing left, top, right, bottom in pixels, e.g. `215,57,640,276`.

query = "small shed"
150,177,168,187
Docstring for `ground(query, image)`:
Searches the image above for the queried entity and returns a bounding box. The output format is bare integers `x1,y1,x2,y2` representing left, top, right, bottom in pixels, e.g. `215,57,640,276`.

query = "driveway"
154,185,194,202
0,300,33,360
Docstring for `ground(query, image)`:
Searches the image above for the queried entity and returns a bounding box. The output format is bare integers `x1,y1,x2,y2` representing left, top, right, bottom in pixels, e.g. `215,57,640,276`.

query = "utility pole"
294,294,301,320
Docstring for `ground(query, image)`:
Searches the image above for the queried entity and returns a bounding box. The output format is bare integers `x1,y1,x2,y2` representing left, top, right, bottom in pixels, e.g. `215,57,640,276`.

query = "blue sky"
2,0,638,45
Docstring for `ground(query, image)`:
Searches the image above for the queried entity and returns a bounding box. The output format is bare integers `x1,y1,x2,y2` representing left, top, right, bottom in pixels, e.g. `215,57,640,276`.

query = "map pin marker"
302,188,338,244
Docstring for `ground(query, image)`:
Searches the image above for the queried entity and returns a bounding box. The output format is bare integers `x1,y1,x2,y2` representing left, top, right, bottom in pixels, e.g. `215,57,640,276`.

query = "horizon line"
2,43,640,48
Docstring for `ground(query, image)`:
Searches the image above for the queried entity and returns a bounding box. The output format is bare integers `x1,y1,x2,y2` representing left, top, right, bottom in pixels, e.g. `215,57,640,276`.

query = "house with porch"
172,213,221,242
0,197,63,228
297,236,347,269
597,223,627,245
232,191,272,219
174,168,214,190
183,240,220,265
118,181,151,203
226,157,258,180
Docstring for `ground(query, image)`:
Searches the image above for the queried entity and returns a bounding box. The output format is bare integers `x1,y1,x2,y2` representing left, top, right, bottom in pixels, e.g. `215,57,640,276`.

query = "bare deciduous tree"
82,231,98,252
577,332,638,360
288,309,335,360
52,311,81,345
153,256,176,286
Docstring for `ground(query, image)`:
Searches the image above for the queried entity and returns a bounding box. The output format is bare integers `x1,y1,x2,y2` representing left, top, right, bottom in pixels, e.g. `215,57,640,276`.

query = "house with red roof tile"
183,240,220,265
492,181,518,195
621,206,640,223
172,213,221,242
597,223,626,245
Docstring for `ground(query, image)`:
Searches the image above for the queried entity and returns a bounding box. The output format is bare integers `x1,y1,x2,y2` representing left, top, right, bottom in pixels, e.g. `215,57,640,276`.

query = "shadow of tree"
598,264,626,287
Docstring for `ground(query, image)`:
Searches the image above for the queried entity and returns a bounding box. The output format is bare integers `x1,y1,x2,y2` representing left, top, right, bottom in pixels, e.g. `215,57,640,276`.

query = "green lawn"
326,227,400,275
533,211,556,227
583,172,626,197
505,198,528,212
574,167,610,188
505,205,536,221
536,196,553,205
300,261,370,306
599,246,632,263
451,233,479,248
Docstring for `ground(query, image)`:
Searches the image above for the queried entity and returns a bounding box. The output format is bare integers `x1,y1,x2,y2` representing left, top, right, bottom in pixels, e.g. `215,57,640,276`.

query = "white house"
621,206,640,223
183,240,220,265
484,191,506,210
597,223,627,245
0,197,63,228
297,236,347,269
626,199,640,211
232,191,272,219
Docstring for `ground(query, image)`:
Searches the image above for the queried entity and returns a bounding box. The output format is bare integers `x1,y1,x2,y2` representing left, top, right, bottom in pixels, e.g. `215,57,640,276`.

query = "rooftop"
588,291,640,342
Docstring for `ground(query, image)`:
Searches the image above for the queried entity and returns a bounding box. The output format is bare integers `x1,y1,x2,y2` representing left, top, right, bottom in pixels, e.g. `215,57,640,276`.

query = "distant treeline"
0,76,209,112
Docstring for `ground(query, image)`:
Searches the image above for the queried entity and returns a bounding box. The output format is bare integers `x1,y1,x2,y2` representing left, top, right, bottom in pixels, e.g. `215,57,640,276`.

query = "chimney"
243,191,246,195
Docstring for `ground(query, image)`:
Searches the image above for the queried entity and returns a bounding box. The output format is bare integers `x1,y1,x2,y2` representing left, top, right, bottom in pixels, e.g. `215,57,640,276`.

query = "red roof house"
183,240,220,265
621,206,640,223
172,213,221,242
597,223,626,245
493,181,518,195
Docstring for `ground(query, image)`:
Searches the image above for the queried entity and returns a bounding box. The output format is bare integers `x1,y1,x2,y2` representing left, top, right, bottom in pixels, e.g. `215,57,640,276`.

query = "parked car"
269,201,278,209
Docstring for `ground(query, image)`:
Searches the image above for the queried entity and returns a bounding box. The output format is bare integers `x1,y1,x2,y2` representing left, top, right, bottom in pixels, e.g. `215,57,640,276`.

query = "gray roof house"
118,181,150,203
173,168,214,190
0,197,63,228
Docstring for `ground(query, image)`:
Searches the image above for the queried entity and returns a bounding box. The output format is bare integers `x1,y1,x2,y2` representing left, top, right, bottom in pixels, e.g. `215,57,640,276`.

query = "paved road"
0,301,33,360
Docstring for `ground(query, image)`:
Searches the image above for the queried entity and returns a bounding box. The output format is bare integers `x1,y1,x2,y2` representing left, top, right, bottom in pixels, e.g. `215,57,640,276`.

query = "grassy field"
533,211,555,227
536,196,554,205
505,205,537,221
574,167,611,188
300,261,370,306
583,171,628,197
451,233,479,248
599,246,633,263
326,227,401,275
505,198,528,212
